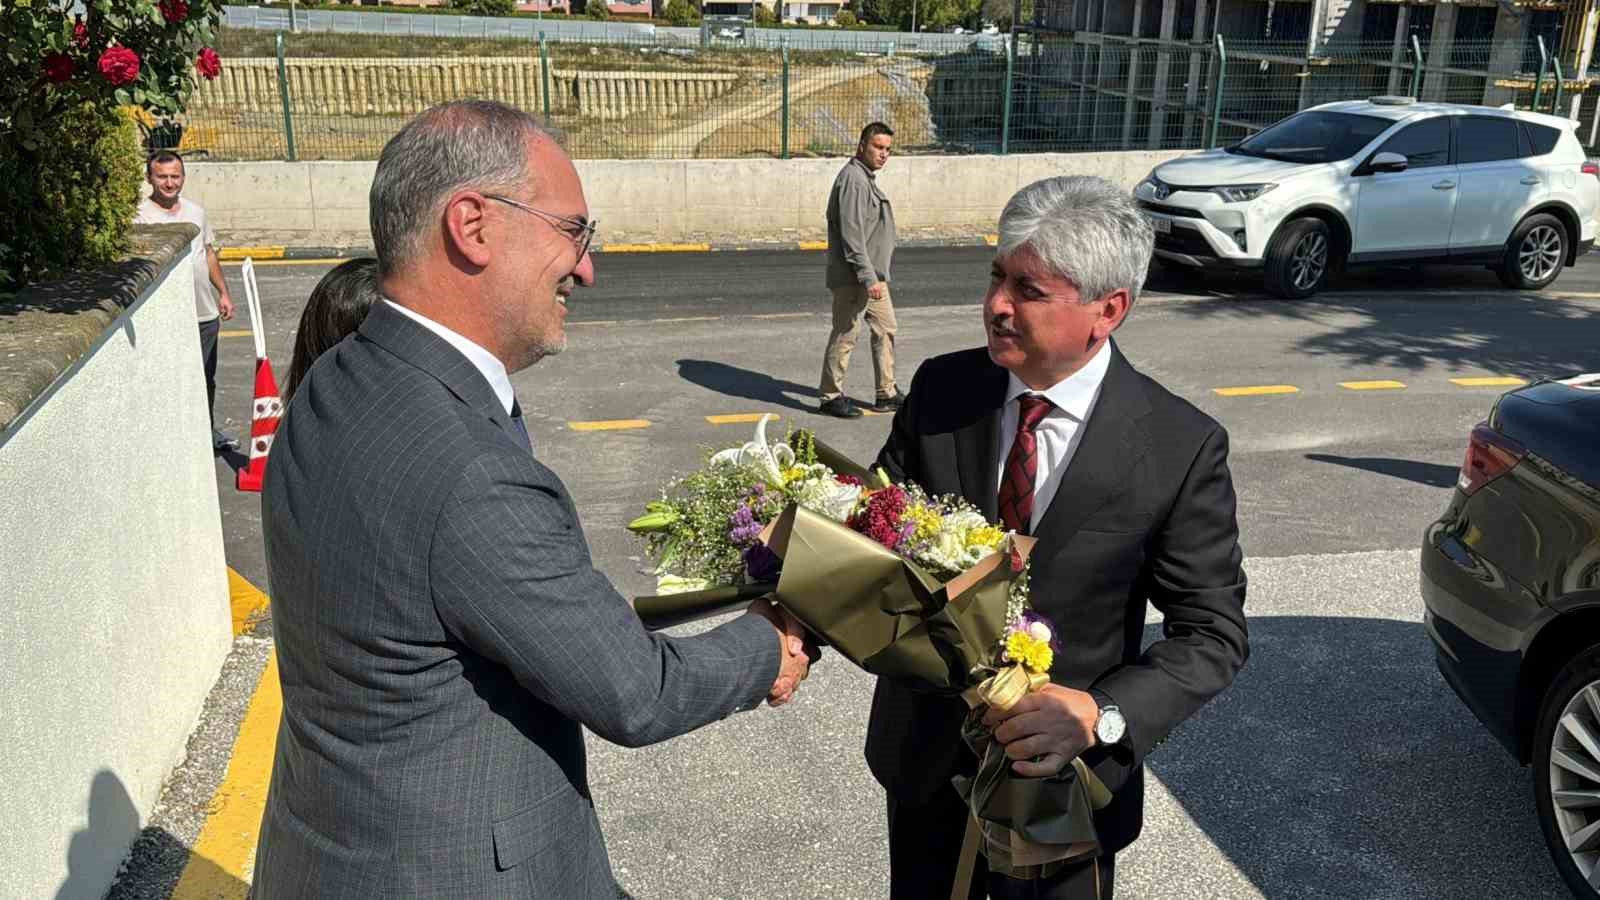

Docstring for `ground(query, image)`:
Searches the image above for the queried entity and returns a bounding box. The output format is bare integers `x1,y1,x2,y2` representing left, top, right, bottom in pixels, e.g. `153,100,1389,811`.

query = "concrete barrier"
193,58,740,122
184,150,1193,246
0,227,233,899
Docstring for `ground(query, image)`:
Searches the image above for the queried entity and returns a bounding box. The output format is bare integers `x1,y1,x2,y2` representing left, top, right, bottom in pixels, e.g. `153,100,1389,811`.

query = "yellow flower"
906,503,943,542
965,525,1004,551
1005,631,1054,673
780,465,807,484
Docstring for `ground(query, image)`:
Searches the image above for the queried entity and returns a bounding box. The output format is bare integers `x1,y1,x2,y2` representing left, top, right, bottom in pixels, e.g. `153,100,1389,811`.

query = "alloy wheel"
1549,679,1600,890
1520,225,1563,283
1290,232,1328,292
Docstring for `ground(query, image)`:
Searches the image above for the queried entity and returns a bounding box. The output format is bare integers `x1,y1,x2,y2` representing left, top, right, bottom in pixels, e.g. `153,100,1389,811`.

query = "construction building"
1008,1,1600,152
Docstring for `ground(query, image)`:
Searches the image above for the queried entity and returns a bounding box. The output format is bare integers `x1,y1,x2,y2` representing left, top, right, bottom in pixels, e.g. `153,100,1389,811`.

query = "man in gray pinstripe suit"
252,100,813,898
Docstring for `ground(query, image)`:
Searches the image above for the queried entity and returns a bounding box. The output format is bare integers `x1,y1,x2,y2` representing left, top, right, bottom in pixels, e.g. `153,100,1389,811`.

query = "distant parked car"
1421,373,1600,899
1135,97,1599,299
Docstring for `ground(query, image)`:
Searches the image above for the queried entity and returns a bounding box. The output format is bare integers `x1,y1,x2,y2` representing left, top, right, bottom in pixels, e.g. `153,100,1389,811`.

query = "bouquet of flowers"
627,416,1109,879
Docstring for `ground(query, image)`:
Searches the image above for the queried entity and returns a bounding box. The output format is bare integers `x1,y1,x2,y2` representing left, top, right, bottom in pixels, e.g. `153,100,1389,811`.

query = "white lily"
708,413,794,489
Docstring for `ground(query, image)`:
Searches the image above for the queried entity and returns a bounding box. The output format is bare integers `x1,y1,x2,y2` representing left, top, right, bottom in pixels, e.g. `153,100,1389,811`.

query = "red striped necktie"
998,394,1054,535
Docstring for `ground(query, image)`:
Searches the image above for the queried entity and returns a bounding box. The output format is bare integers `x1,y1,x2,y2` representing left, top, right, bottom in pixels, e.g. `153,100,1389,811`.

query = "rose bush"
0,0,224,291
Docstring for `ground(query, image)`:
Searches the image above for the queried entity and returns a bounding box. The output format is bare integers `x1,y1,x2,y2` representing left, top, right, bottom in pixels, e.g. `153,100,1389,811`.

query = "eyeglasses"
483,193,597,260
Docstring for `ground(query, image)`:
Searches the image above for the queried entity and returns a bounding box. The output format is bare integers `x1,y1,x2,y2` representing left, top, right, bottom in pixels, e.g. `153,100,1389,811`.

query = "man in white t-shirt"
134,151,239,452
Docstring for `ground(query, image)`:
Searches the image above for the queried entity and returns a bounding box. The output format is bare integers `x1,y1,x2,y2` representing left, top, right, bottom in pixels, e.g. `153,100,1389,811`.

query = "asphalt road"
111,246,1600,899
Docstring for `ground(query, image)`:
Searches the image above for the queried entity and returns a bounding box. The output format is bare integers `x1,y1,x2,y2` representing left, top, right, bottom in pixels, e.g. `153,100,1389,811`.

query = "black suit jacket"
866,341,1249,853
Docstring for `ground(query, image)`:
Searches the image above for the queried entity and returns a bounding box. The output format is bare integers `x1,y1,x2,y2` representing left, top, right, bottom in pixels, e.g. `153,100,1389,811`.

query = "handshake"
747,598,821,706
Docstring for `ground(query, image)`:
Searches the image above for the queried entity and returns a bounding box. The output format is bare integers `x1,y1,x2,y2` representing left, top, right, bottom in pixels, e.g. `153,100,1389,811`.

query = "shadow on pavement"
1303,453,1461,489
1144,616,1563,898
675,358,818,414
1165,285,1600,379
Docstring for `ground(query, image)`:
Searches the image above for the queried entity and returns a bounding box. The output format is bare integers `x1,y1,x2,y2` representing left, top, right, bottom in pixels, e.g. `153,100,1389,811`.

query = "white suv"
1134,97,1599,298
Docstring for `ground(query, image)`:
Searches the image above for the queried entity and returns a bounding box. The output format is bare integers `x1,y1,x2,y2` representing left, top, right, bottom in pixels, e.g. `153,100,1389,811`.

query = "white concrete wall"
183,150,1194,246
0,253,232,898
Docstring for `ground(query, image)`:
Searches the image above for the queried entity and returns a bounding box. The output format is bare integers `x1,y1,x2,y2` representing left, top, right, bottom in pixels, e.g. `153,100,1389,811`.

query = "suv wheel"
1534,644,1600,899
1498,213,1568,290
1264,218,1334,299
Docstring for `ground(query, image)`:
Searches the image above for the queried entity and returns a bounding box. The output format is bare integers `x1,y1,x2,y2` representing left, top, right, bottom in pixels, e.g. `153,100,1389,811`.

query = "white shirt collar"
1003,340,1112,421
383,299,516,416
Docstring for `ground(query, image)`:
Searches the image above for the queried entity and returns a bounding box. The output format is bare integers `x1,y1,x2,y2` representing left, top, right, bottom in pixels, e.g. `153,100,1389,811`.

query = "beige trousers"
819,284,898,402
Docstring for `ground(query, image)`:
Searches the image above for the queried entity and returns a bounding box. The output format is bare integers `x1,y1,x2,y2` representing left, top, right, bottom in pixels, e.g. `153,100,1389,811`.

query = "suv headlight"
1211,183,1277,203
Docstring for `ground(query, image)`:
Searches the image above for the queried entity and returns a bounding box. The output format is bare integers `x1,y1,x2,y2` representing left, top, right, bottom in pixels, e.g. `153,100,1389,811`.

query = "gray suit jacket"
252,301,780,898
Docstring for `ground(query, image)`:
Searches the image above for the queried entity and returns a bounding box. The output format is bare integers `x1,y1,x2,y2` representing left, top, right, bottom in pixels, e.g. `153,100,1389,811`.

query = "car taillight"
1458,424,1526,496
1583,160,1599,177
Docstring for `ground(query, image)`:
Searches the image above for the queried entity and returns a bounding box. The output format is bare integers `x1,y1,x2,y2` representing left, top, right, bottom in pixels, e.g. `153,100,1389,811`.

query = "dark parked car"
1422,373,1600,898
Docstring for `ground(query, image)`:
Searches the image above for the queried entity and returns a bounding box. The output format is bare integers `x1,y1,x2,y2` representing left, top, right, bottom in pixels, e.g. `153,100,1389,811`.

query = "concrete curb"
218,235,1000,262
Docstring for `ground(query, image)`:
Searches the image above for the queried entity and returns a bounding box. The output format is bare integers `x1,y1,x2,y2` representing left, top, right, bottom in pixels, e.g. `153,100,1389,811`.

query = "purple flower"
744,543,782,582
728,505,764,546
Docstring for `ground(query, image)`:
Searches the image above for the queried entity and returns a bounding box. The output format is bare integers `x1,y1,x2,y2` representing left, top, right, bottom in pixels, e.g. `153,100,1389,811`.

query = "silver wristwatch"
1093,702,1127,746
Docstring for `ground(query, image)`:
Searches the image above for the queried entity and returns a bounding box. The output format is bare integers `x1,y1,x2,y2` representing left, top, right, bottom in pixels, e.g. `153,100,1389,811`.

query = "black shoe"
213,433,241,452
819,396,863,419
874,391,903,412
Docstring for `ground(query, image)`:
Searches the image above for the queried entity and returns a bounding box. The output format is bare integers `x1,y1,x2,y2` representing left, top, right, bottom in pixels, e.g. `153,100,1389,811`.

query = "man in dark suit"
253,100,812,898
869,175,1249,899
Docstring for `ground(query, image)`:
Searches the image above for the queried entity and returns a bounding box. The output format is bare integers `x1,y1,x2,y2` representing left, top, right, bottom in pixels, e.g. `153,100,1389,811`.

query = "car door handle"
1433,180,1456,190
1521,176,1542,185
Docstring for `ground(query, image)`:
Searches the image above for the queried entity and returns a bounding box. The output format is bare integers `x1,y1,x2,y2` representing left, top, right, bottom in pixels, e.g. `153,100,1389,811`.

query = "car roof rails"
1368,95,1417,106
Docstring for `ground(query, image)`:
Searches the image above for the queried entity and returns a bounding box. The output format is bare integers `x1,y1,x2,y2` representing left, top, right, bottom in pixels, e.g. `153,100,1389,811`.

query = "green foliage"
663,0,700,26
753,3,777,25
585,1,612,20
834,9,858,26
1,0,224,289
859,0,978,30
0,105,143,293
449,0,517,16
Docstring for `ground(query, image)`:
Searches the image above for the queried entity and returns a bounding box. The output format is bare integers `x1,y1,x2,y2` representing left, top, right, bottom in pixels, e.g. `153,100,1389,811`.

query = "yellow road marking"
1450,376,1527,387
1340,380,1407,391
600,242,712,253
169,651,281,899
219,330,252,338
1213,385,1300,397
707,413,782,425
222,258,349,267
218,246,285,261
798,240,828,251
569,419,651,431
226,568,270,637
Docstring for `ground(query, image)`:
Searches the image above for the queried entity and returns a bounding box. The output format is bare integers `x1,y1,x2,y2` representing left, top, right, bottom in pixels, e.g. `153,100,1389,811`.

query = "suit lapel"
953,360,1007,521
1031,343,1153,547
359,301,514,434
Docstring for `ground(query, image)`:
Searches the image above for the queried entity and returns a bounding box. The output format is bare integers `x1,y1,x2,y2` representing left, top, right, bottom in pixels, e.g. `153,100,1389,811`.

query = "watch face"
1097,708,1126,744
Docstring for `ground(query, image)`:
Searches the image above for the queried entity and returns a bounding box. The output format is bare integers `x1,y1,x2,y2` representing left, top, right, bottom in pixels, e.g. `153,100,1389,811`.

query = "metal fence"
222,4,987,54
158,29,1600,162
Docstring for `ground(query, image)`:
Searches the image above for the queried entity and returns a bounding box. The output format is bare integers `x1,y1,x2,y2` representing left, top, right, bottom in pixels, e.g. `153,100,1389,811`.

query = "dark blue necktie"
509,399,532,452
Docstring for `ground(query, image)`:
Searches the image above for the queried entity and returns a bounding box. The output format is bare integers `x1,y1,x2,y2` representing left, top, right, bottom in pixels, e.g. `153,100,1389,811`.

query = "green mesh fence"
151,29,1599,162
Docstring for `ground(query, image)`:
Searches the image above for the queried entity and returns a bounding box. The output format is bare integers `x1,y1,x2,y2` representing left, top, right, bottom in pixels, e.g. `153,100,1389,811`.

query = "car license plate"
1147,215,1171,234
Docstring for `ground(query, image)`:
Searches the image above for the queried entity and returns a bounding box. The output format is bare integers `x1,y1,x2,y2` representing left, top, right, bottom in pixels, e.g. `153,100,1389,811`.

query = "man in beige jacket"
819,122,899,419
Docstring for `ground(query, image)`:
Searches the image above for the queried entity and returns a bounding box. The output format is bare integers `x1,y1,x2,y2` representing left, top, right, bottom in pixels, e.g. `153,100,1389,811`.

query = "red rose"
43,52,75,84
195,47,221,80
72,17,89,48
159,0,189,23
98,46,140,86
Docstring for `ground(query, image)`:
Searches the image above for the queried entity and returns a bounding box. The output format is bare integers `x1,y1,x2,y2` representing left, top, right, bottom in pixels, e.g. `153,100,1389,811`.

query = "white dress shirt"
384,300,516,416
995,340,1113,532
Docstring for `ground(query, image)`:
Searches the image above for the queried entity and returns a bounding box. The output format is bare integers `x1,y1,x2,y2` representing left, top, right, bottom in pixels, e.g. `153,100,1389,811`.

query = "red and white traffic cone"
235,257,281,493
236,357,281,492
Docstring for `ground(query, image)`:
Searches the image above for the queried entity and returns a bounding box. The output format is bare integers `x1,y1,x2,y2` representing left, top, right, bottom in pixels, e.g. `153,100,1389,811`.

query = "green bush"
834,9,857,25
449,0,517,15
753,3,777,25
664,0,699,26
585,1,612,19
0,105,143,294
